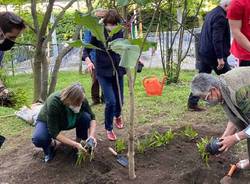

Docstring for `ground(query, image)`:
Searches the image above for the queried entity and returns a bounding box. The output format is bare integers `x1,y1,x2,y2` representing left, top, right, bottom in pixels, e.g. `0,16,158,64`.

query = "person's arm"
218,129,247,152
47,100,86,152
82,31,95,73
229,19,250,52
212,16,227,69
56,133,86,152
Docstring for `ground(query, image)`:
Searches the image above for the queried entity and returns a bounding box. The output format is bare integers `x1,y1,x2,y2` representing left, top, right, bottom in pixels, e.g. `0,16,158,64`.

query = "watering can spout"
160,76,168,91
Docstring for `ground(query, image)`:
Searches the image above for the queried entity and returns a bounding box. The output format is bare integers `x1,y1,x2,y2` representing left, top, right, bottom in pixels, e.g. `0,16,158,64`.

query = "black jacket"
199,6,230,61
82,29,126,77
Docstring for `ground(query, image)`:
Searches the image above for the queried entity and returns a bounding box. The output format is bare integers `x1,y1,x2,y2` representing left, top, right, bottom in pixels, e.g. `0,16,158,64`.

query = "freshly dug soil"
0,125,250,184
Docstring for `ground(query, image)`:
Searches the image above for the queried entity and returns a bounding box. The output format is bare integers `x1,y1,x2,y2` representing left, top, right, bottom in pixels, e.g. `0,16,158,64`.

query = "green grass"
0,69,226,138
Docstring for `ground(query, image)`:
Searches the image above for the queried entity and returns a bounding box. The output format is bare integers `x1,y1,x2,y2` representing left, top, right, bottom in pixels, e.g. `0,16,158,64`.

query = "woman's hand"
75,142,87,152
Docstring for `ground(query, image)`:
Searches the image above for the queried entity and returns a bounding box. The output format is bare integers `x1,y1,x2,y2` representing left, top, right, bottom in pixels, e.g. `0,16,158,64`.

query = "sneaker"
114,116,124,129
44,141,56,163
107,130,117,141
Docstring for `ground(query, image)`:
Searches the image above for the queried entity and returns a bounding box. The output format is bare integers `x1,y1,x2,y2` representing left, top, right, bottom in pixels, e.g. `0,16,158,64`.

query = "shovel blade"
117,155,128,167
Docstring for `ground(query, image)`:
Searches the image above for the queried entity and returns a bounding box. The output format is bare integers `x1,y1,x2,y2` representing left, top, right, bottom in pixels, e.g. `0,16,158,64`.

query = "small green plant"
9,88,29,109
76,150,88,166
115,138,126,153
75,141,95,166
149,129,175,148
196,137,210,167
181,126,198,140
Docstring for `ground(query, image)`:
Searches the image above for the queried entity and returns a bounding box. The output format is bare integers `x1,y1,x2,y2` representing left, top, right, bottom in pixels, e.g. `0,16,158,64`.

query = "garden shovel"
220,164,237,184
108,147,128,167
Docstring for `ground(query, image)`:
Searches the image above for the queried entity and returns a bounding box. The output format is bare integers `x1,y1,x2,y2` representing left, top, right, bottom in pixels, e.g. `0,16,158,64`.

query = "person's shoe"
188,105,205,112
107,130,117,141
114,116,124,129
44,141,56,163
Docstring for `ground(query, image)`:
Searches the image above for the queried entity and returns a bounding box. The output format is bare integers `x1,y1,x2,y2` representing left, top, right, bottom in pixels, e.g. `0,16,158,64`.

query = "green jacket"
37,91,95,138
219,67,250,130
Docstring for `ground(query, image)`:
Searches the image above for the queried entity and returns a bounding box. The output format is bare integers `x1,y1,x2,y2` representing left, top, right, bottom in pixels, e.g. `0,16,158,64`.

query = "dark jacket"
82,29,126,77
199,6,230,62
37,91,95,138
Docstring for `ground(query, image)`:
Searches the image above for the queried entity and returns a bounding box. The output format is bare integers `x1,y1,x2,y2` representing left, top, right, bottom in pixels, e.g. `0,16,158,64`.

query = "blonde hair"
60,83,85,106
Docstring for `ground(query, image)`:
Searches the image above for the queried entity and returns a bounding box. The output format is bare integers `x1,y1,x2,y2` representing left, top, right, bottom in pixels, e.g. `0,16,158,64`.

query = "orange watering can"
142,76,167,96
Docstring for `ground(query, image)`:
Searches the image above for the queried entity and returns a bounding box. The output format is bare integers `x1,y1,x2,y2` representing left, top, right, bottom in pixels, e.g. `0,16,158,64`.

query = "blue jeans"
32,112,91,155
97,75,124,131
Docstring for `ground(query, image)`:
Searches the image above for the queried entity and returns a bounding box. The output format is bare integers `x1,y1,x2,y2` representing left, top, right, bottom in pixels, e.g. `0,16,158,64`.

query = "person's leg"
32,120,52,155
91,70,100,104
97,76,116,131
113,75,124,118
75,112,91,140
32,120,55,162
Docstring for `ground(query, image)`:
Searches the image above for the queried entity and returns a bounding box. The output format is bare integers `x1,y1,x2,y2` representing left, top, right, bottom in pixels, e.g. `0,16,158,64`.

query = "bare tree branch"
31,0,39,34
45,0,78,44
39,0,56,44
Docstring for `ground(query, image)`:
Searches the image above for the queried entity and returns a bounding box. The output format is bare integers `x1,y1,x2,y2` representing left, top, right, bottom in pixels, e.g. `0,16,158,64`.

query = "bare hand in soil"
75,142,87,152
218,135,237,152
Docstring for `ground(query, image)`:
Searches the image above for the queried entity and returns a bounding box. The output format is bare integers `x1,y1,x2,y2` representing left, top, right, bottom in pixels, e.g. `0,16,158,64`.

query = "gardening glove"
85,136,97,152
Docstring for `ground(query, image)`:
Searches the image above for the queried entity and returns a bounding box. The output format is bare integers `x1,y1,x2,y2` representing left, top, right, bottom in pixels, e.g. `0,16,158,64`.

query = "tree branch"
44,0,78,44
39,0,56,44
48,25,81,94
31,0,39,34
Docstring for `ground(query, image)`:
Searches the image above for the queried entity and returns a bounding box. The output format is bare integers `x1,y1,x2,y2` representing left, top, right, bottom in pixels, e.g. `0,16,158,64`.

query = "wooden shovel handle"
227,164,237,177
108,147,118,156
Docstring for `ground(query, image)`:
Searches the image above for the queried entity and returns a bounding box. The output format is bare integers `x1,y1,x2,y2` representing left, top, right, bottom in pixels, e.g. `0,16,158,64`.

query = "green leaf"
129,38,157,52
68,40,102,51
75,11,105,43
133,0,150,6
117,0,129,6
108,24,123,37
109,39,140,68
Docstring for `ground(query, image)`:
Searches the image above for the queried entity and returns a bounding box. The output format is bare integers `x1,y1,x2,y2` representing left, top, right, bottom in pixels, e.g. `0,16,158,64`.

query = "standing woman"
32,83,97,162
83,10,125,141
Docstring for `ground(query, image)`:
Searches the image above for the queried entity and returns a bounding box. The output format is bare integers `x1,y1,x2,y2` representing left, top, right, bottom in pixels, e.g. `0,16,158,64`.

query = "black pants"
239,60,250,66
188,57,231,107
91,69,104,103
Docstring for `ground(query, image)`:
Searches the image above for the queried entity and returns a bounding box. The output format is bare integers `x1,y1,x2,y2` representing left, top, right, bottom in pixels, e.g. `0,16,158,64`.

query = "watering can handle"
142,76,156,88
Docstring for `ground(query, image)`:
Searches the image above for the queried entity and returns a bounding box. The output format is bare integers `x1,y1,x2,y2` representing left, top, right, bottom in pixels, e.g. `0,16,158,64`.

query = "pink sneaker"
107,130,117,141
114,116,124,129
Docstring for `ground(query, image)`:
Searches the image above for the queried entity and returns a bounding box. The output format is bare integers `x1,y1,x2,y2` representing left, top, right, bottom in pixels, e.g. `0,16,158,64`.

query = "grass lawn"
0,69,226,137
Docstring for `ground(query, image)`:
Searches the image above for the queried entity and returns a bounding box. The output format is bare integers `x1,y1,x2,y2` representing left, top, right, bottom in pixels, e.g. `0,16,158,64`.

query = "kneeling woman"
32,83,96,162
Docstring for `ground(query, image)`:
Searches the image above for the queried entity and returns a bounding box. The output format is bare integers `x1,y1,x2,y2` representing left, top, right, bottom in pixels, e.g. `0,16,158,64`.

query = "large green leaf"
133,0,151,6
109,39,140,68
117,0,129,6
129,38,157,52
108,24,123,37
75,11,105,43
68,40,102,51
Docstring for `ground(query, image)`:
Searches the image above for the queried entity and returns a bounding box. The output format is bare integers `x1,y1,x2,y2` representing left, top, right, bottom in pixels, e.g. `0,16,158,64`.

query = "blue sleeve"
83,30,92,44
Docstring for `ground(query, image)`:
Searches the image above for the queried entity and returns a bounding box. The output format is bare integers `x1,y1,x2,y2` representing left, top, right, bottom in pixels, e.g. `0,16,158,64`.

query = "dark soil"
1,125,250,184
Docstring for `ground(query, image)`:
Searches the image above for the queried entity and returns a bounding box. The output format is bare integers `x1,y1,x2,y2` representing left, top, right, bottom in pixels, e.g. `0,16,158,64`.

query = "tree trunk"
33,45,43,102
41,48,49,101
127,69,136,180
